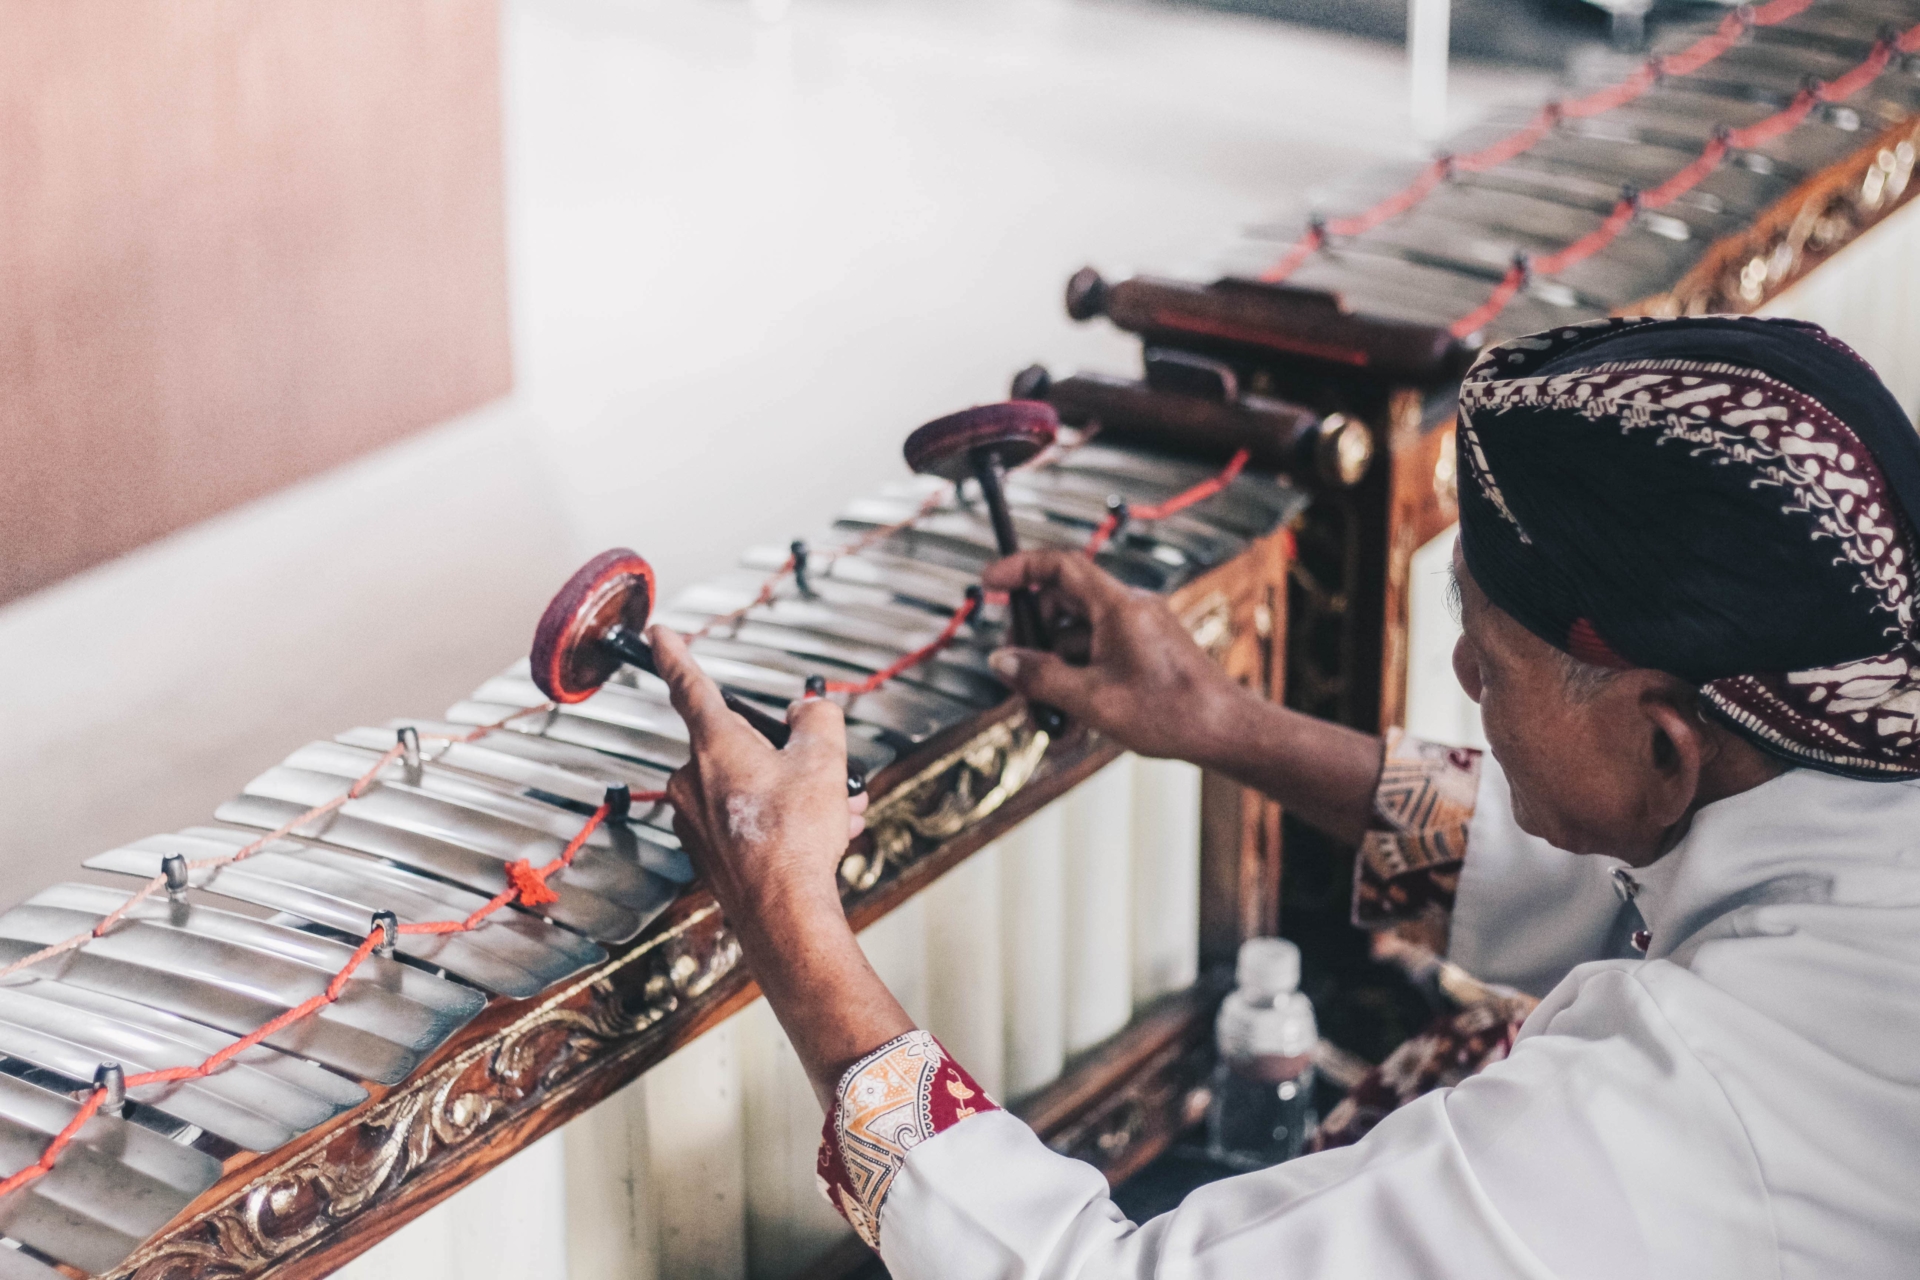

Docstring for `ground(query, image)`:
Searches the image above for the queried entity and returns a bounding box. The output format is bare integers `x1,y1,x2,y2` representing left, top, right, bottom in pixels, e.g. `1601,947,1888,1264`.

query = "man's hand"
650,626,866,924
983,549,1254,763
649,626,909,1108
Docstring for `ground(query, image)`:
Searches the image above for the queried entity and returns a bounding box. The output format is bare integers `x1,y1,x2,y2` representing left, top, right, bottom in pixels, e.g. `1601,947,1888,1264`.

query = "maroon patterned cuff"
1353,729,1483,929
1310,994,1536,1151
815,1030,999,1250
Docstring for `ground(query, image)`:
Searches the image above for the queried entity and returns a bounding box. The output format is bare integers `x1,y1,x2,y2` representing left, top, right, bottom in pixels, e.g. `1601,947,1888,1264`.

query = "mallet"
531,549,867,796
902,402,1068,736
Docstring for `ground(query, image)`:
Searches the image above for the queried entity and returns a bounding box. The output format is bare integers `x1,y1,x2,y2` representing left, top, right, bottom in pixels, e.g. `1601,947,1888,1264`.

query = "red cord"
1086,449,1250,555
820,593,982,696
1260,0,1827,286
1448,22,1916,338
0,724,606,1201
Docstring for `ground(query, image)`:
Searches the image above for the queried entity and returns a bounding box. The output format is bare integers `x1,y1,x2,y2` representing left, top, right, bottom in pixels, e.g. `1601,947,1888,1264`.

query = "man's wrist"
731,870,846,943
1179,676,1269,771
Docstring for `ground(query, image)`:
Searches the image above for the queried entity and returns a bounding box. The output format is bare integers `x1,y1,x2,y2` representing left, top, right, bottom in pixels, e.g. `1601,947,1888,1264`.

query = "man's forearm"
732,883,916,1110
1184,685,1384,846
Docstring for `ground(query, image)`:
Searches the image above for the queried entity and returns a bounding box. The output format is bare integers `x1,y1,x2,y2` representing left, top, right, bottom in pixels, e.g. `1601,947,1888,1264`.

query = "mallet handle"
970,449,1067,737
604,626,866,796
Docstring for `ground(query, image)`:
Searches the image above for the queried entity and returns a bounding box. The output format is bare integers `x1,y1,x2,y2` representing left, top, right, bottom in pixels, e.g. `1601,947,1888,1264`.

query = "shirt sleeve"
1351,728,1483,931
1446,754,1638,996
850,968,1776,1280
816,1029,1001,1250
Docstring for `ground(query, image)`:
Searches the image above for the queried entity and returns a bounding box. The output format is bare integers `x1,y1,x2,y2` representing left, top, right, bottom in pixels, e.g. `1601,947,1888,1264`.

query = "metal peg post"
371,910,400,958
398,726,422,771
603,783,632,822
94,1062,126,1112
791,539,814,598
161,853,190,902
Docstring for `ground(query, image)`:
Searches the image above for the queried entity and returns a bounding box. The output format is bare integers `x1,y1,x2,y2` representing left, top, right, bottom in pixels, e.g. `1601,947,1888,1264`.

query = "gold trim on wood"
1633,119,1919,318
110,905,736,1280
840,711,1050,893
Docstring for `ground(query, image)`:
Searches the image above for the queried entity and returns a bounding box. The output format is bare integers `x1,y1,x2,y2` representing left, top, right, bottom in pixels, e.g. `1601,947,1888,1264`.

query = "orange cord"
1260,0,1821,285
1441,23,1916,339
1085,449,1250,556
0,716,600,1200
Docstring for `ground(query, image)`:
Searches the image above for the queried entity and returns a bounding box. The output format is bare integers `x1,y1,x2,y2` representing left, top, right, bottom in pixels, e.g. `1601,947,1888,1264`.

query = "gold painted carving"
835,589,1242,894
1181,591,1234,661
107,907,737,1280
1635,120,1920,318
840,712,1050,892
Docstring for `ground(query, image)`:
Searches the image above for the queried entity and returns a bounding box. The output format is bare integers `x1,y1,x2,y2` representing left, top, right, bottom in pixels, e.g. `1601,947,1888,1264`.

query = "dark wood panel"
0,0,510,605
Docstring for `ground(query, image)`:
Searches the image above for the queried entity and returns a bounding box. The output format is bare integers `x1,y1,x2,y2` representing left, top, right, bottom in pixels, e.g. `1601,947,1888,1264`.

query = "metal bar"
0,979,364,1152
0,885,483,1084
0,1073,223,1274
86,834,606,999
214,793,648,944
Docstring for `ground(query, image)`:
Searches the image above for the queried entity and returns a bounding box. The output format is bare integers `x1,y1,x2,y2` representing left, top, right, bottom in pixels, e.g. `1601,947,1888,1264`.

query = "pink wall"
0,0,511,604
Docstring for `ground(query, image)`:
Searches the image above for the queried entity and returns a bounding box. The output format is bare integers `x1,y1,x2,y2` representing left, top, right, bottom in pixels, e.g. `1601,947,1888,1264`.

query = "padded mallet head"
531,549,657,704
902,402,1058,483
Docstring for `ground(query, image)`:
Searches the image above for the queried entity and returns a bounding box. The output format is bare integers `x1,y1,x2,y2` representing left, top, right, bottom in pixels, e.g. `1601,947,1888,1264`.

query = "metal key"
0,1071,223,1273
0,978,365,1152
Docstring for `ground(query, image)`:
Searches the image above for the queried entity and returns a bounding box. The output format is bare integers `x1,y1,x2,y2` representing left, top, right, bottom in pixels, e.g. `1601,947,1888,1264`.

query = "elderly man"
649,316,1920,1279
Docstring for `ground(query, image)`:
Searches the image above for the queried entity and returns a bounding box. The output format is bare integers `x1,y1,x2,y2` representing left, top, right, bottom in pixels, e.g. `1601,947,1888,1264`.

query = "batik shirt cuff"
1352,728,1483,929
816,1029,999,1250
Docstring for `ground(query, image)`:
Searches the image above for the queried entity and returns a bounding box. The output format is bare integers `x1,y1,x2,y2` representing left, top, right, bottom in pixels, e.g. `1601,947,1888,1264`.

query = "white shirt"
872,759,1920,1279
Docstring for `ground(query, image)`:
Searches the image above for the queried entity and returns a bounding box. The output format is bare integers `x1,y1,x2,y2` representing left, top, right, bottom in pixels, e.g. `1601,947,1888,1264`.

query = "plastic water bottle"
1206,937,1318,1169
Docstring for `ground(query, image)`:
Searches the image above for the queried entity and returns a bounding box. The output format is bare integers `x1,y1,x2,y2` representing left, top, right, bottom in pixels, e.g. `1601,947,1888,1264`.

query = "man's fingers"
987,647,1098,716
664,762,701,823
785,694,850,773
982,549,1122,613
649,625,746,750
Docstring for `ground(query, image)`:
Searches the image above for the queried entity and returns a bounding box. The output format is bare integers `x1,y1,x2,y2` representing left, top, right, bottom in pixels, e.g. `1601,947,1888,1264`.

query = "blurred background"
4,0,1685,899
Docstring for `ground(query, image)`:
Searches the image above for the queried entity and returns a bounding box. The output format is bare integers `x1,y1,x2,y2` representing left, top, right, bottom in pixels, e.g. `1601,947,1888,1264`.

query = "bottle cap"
1235,937,1300,999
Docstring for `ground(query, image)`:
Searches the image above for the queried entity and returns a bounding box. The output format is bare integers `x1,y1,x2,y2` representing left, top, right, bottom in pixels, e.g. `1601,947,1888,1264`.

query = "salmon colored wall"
0,0,511,604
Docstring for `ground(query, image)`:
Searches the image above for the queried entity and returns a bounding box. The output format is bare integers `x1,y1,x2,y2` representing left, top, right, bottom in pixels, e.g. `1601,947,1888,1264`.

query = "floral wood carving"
839,710,1051,893
1634,120,1919,318
106,906,739,1280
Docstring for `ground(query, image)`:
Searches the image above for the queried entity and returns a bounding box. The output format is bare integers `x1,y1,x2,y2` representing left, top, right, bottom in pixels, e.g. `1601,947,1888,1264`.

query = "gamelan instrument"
0,390,1303,1280
3,3,1916,1278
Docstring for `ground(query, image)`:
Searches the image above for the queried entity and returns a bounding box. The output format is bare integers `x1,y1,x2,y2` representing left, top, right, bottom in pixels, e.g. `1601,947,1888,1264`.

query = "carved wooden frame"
1633,115,1920,318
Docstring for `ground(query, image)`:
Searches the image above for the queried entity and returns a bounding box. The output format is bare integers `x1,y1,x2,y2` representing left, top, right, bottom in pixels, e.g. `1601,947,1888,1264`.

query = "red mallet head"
902,401,1058,483
531,549,656,704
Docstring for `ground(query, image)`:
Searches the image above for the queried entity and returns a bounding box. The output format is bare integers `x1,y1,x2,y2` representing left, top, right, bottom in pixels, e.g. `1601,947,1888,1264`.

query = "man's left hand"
650,625,867,928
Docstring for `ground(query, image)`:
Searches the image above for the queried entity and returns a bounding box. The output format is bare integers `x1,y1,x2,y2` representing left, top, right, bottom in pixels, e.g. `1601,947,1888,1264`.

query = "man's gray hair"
1555,647,1623,702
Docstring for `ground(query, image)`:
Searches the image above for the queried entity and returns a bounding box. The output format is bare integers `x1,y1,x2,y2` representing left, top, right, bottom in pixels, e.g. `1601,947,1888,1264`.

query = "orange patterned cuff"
1352,728,1483,929
815,1030,999,1250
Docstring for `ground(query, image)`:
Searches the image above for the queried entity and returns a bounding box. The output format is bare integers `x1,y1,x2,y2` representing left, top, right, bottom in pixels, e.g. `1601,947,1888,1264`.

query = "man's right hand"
981,549,1255,763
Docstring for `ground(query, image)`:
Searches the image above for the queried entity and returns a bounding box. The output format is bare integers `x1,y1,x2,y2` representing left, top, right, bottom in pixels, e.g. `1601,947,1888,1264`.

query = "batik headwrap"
1456,315,1920,779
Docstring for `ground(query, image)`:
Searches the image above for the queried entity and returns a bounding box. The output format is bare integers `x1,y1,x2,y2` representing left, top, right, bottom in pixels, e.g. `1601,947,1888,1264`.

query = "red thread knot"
508,860,561,908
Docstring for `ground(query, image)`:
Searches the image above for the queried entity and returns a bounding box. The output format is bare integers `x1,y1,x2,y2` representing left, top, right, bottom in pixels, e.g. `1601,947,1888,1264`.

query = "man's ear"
1638,683,1706,831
